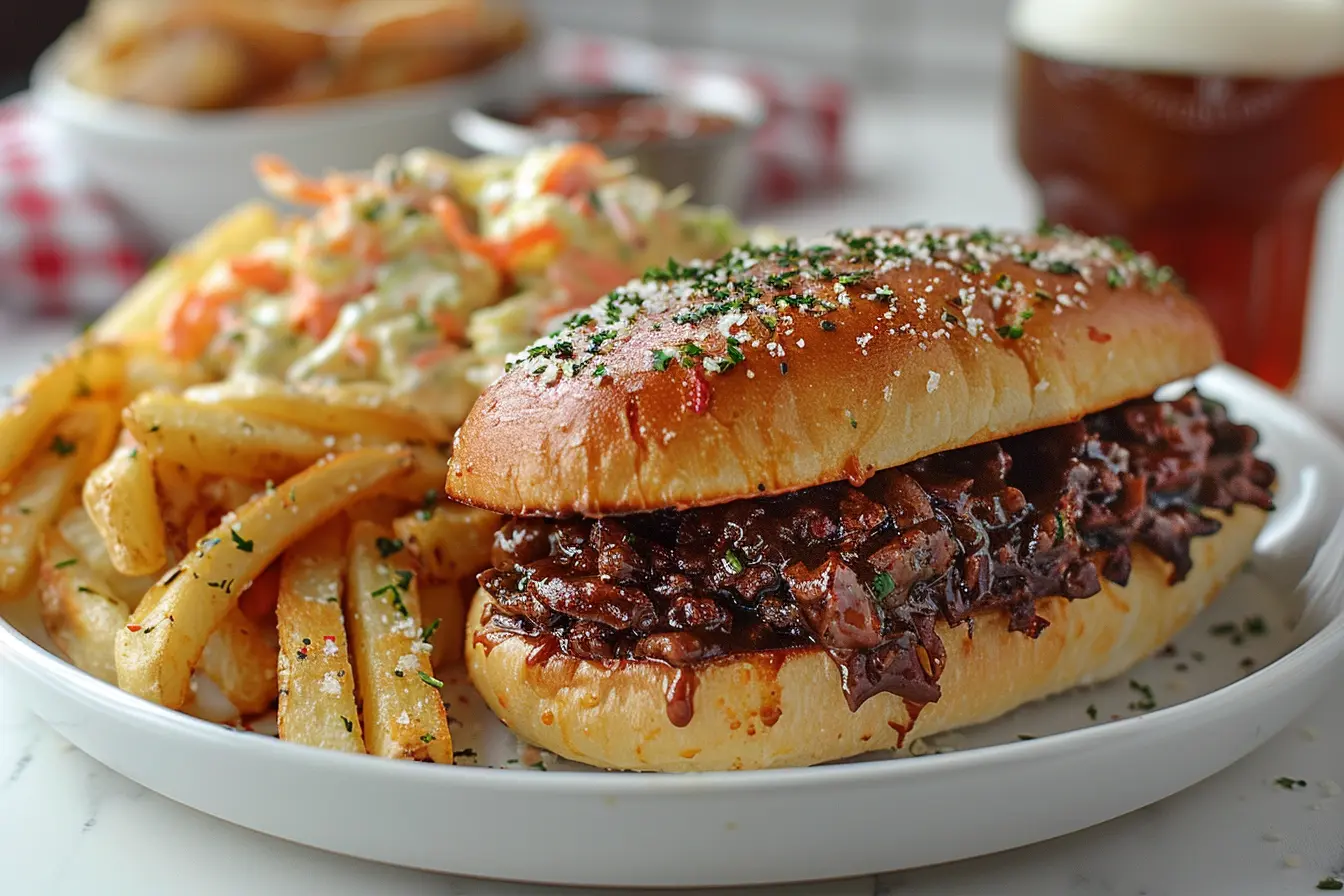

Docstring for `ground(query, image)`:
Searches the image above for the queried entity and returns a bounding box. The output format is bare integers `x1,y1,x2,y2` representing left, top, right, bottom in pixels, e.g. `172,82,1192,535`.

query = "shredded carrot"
254,154,336,206
229,257,289,293
161,286,241,360
433,310,466,344
499,222,566,270
539,144,607,197
411,343,460,369
430,196,501,268
288,277,345,340
344,333,376,368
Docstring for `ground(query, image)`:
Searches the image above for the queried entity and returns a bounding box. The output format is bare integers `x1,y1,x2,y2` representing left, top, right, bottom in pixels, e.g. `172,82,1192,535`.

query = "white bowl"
30,41,539,253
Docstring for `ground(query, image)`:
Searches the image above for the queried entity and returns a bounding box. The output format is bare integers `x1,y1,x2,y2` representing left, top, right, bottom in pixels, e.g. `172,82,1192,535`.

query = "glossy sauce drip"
665,668,698,728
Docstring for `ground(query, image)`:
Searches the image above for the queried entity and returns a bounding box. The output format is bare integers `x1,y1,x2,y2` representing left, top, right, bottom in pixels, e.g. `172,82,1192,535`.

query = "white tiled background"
523,0,1013,87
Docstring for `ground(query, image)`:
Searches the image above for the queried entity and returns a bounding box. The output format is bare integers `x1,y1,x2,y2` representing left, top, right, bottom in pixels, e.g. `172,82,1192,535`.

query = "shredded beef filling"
478,391,1275,718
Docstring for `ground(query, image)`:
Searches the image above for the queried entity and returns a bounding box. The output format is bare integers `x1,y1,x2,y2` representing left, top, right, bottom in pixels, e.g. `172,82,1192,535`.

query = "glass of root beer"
1011,0,1344,389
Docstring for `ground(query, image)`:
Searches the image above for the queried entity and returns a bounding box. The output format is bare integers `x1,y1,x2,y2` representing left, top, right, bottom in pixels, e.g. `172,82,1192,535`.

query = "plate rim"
4,365,1344,795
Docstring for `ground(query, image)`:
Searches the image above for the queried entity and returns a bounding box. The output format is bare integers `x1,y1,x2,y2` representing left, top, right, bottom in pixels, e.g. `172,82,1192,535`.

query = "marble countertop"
3,90,1344,894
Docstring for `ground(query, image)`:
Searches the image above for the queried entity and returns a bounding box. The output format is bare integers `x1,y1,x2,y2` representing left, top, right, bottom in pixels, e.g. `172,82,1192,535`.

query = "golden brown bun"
464,505,1264,771
446,227,1220,516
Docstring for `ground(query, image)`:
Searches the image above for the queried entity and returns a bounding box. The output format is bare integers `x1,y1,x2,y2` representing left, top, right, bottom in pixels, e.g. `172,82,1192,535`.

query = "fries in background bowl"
2,144,746,764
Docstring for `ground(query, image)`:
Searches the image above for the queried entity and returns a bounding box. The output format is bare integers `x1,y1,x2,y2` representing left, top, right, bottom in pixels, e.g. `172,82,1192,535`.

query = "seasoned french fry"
83,435,168,577
197,606,278,715
417,581,466,667
381,444,454,506
0,401,119,598
183,378,452,442
346,520,452,762
123,392,383,480
38,529,128,684
56,507,160,608
0,342,123,483
116,447,413,708
393,503,500,584
93,201,280,341
48,511,274,708
276,522,365,752
122,336,209,395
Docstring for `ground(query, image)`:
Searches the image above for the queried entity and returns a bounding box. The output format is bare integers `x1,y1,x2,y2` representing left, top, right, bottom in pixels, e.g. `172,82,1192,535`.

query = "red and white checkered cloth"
0,33,848,320
0,99,147,321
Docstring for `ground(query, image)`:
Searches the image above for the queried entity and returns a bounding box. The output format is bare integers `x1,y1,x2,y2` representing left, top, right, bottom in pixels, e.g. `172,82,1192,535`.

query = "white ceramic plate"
3,365,1343,888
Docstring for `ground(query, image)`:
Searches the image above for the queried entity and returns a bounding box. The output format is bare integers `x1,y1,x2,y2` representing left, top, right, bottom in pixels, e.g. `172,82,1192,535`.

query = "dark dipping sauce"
478,391,1274,728
507,91,738,144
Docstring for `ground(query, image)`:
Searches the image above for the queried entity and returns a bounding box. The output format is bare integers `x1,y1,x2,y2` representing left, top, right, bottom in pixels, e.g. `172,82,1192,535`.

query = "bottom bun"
465,506,1267,771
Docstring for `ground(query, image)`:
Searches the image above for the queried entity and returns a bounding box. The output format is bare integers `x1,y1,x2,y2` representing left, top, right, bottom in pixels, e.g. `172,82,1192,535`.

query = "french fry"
393,504,500,584
123,392,371,480
183,378,452,442
83,435,168,577
122,336,209,395
38,529,128,684
0,342,123,483
276,522,365,752
93,201,280,341
416,581,466,667
0,402,119,598
116,447,413,708
197,606,278,715
49,511,275,709
56,507,161,608
346,520,453,762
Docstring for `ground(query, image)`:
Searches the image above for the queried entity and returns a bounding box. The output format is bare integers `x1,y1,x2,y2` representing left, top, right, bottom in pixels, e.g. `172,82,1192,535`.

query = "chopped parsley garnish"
1318,878,1343,891
1106,267,1124,289
592,364,608,378
49,435,77,457
1086,704,1098,720
420,734,436,744
341,716,353,732
1046,261,1079,276
1127,680,1156,711
820,320,837,331
994,273,1012,291
1274,777,1307,790
421,618,441,643
1144,265,1176,289
376,537,404,558
453,748,478,759
418,671,444,689
961,261,984,274
997,324,1025,340
873,285,894,298
54,558,78,569
230,529,254,553
871,572,895,600
529,761,547,771
76,585,97,595
651,349,675,372
722,549,745,575
418,489,437,521
394,569,414,591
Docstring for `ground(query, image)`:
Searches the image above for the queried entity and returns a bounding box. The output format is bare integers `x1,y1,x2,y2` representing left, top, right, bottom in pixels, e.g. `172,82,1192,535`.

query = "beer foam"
1011,0,1344,77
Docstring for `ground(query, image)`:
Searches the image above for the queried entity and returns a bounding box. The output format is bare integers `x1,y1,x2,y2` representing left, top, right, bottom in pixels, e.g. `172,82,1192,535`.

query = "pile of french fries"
2,206,498,763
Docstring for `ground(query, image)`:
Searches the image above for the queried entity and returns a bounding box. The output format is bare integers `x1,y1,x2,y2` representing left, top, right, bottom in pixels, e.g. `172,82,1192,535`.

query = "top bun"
446,226,1220,516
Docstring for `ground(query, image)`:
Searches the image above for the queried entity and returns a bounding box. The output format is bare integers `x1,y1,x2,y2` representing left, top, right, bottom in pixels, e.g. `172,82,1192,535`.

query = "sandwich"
444,226,1275,771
